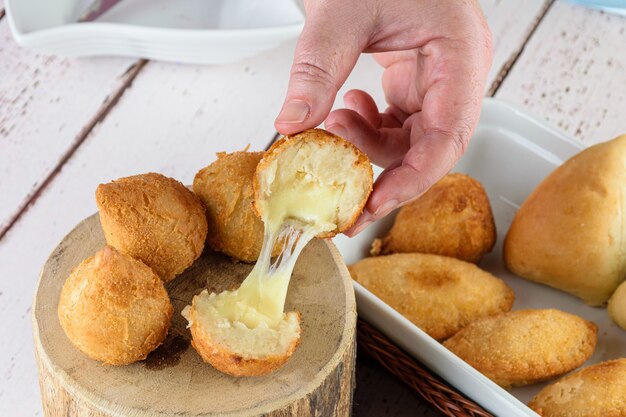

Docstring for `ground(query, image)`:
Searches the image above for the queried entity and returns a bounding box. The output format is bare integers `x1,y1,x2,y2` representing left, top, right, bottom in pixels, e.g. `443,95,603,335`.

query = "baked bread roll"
504,135,626,305
350,253,514,341
443,309,597,388
608,280,626,330
97,173,208,282
529,359,626,417
185,129,373,376
194,151,281,262
58,246,173,365
371,173,496,263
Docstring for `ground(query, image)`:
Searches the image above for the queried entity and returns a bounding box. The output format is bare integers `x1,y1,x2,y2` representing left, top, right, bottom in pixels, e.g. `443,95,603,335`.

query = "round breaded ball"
58,246,173,365
96,173,208,282
194,152,281,262
371,173,496,263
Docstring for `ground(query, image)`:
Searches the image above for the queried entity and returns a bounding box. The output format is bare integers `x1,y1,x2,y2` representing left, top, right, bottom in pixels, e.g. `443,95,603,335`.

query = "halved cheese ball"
183,290,300,377
253,128,373,238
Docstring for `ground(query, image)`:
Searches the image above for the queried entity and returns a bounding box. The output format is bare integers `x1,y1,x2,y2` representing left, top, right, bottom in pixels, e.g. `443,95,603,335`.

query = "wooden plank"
0,21,141,237
481,0,554,93
495,1,626,144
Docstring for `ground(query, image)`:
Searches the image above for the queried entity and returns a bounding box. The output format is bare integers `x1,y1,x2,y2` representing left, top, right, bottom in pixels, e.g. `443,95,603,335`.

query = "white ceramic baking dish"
334,98,626,416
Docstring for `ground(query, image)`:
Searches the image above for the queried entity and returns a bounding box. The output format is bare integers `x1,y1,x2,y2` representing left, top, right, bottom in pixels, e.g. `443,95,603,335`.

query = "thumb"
275,4,371,134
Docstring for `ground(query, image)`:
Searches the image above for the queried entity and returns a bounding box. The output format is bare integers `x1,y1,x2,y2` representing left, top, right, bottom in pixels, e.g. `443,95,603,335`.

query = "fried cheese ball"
193,151,281,262
371,173,496,263
349,253,514,341
96,173,208,282
184,129,373,376
529,359,626,417
183,290,301,377
58,246,173,365
443,309,597,388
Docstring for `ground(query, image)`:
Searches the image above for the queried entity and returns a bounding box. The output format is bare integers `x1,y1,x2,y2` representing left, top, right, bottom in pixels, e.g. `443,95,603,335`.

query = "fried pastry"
529,359,626,417
349,253,514,341
371,173,496,263
96,172,208,282
184,129,373,376
443,309,597,388
58,246,173,365
194,151,281,262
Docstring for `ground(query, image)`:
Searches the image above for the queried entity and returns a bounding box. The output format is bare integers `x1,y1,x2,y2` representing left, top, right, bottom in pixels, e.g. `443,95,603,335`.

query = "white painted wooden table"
1,1,625,416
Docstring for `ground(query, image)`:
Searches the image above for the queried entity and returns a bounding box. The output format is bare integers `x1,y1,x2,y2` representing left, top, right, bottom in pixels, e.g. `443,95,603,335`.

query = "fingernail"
326,123,347,139
374,199,398,217
350,221,369,236
276,100,310,124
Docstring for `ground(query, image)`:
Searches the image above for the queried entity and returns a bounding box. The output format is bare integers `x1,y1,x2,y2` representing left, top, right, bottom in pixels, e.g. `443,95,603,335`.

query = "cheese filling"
207,171,345,329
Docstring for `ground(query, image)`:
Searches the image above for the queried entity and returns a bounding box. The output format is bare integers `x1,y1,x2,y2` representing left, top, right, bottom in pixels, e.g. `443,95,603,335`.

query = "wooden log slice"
33,213,356,417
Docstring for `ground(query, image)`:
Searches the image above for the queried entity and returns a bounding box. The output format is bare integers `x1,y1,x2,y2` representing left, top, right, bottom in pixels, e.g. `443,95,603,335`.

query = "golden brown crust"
57,246,173,365
504,134,626,305
443,309,598,388
349,253,514,341
96,172,208,282
187,308,301,377
372,173,496,263
252,128,373,238
529,359,626,417
193,151,282,262
608,280,626,330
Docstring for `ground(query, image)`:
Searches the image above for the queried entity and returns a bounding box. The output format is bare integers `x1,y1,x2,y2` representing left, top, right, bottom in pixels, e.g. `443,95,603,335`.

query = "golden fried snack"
371,173,496,263
185,129,373,376
608,280,626,330
96,172,208,282
254,128,373,238
58,246,173,365
183,290,300,376
349,253,514,341
504,135,626,305
529,359,626,417
194,151,281,262
443,309,597,388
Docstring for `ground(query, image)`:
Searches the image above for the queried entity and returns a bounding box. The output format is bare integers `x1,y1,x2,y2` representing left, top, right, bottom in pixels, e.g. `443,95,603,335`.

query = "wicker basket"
356,319,494,417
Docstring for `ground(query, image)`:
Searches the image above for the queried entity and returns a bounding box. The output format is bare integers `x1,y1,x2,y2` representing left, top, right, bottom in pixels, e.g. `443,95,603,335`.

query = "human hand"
275,0,492,235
